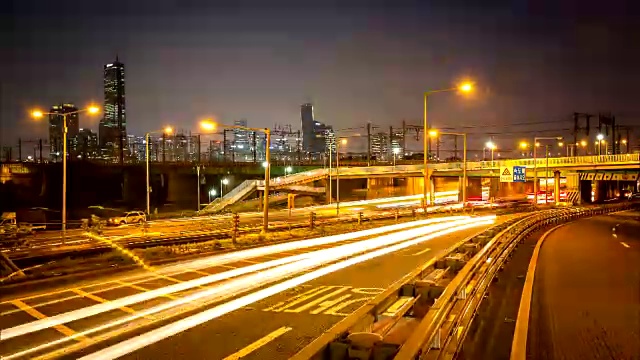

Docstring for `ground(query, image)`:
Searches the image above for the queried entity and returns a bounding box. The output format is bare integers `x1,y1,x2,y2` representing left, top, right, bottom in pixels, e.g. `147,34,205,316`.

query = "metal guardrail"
293,202,635,360
393,202,635,360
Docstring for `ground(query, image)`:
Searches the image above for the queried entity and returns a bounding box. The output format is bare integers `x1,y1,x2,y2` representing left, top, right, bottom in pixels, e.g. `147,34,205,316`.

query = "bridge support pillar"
554,171,561,203
322,178,331,204
258,191,263,211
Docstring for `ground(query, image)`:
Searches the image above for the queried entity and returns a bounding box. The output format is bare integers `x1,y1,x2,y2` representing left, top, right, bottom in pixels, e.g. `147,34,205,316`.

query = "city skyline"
3,0,639,156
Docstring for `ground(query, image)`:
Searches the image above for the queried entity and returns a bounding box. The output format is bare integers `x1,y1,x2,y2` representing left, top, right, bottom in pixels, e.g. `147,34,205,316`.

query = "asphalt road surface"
0,214,510,360
3,194,464,260
527,211,640,360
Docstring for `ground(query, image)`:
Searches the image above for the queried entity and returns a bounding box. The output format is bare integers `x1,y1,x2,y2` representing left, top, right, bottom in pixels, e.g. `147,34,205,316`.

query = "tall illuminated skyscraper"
99,56,126,162
48,103,79,161
300,103,332,154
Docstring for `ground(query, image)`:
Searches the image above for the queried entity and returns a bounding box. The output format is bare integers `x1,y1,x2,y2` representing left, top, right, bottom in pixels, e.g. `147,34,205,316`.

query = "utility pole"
197,134,201,163
252,131,258,163
223,129,228,162
401,120,407,158
454,136,458,160
367,122,371,165
162,132,166,163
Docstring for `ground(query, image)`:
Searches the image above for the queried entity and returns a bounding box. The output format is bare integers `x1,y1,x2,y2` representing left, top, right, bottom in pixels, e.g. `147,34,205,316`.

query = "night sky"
3,0,640,154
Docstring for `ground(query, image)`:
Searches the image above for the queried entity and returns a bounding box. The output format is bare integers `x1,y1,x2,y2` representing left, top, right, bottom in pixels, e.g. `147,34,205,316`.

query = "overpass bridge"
200,154,640,213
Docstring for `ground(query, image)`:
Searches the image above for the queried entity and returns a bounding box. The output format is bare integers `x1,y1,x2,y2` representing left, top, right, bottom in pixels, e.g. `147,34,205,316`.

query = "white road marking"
222,326,292,360
410,247,431,256
620,242,631,248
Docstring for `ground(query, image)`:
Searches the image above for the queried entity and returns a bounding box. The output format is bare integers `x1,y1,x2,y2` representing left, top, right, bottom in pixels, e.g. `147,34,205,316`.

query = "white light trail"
77,217,495,360
0,216,472,343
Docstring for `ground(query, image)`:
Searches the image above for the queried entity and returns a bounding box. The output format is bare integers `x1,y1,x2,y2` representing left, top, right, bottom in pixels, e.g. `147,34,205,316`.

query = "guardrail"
293,202,635,360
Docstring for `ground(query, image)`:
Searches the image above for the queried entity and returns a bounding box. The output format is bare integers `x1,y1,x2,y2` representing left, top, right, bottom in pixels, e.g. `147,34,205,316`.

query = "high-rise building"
233,119,249,151
99,56,126,159
76,128,98,160
390,129,404,159
49,104,79,161
371,132,389,160
300,103,333,154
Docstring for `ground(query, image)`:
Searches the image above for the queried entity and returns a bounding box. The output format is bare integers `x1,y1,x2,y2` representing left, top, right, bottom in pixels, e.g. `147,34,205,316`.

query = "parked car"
107,211,146,226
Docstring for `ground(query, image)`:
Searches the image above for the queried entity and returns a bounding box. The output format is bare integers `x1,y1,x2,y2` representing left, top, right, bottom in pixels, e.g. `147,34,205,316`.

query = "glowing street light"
200,121,216,132
201,118,272,233
336,137,347,215
392,147,401,168
422,80,475,207
220,178,229,198
31,105,100,234
533,136,563,205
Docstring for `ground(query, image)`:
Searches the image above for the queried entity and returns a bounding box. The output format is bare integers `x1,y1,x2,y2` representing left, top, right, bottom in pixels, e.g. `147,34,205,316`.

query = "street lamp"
208,188,217,203
622,139,628,153
392,147,400,168
145,126,173,216
485,141,496,168
285,166,293,176
201,119,271,233
32,105,100,234
596,134,604,155
430,130,468,204
533,136,562,205
336,138,347,215
221,178,229,197
422,81,473,208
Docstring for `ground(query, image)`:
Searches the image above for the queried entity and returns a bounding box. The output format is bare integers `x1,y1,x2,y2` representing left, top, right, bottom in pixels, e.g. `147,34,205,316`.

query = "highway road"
523,211,640,359
2,192,464,258
0,213,513,360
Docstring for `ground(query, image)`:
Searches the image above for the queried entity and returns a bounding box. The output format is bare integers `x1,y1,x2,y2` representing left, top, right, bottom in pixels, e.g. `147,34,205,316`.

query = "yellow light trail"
1,216,471,342
77,217,495,360
3,216,494,359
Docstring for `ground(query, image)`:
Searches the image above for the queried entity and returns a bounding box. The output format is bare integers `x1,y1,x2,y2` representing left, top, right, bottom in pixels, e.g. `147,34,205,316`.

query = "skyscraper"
300,103,333,154
49,104,79,161
99,56,126,162
371,132,389,160
233,119,249,151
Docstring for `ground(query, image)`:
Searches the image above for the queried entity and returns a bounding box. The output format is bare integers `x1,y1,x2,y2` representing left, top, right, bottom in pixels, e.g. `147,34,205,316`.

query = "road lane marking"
285,287,350,313
216,264,237,269
237,259,260,264
620,242,631,248
222,326,292,360
117,280,179,300
10,299,87,341
189,269,212,277
323,297,370,316
71,289,139,315
410,247,432,256
310,294,352,315
511,223,567,360
263,286,333,312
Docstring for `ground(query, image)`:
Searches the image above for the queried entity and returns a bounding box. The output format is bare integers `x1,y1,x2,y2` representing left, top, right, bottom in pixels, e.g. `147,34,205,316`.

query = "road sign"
500,167,513,182
513,166,526,182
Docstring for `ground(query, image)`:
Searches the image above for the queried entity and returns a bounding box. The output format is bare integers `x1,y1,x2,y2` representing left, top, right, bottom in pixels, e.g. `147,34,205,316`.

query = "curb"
510,222,568,360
